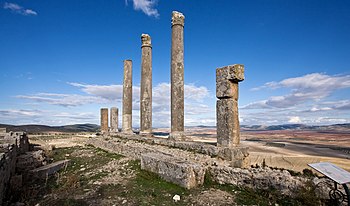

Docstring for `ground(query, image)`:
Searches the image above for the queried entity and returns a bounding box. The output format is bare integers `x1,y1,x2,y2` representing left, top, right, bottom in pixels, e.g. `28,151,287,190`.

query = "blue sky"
1,0,349,127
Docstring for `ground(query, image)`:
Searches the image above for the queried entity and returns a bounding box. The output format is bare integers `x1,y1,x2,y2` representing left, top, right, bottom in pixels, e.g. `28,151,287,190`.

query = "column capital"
141,33,152,48
171,11,185,27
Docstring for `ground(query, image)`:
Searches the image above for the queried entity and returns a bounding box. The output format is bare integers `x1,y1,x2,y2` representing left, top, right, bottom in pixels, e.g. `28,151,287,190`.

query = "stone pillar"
110,107,119,133
100,108,108,134
122,60,133,134
216,64,249,168
140,34,152,136
216,64,244,147
170,11,185,140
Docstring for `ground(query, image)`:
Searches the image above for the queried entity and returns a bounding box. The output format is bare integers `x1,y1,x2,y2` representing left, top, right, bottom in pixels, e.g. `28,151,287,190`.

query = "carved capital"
141,33,152,48
171,11,185,27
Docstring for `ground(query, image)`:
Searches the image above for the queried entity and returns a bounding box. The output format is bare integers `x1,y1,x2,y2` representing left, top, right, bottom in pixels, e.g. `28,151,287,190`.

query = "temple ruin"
170,11,185,140
100,108,108,133
140,34,153,136
122,60,133,134
110,107,119,133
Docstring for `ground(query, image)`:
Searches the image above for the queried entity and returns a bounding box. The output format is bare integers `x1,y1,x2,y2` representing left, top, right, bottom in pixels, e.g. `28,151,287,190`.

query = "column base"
122,130,134,135
169,131,189,141
217,146,250,168
139,131,153,137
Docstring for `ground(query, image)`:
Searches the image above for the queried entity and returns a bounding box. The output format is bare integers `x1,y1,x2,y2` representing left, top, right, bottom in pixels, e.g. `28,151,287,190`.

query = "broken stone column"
170,11,185,140
100,108,108,134
216,64,249,167
110,107,119,133
140,34,152,136
122,60,133,134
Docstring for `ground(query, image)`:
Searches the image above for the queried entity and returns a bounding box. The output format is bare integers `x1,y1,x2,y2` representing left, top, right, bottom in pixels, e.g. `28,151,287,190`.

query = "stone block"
141,153,205,189
216,99,240,147
216,64,244,82
217,147,250,168
30,159,70,179
216,79,238,99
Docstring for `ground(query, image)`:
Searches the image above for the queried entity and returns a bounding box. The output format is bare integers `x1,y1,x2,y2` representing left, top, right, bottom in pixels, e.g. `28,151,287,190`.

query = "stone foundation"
141,153,205,189
88,135,311,195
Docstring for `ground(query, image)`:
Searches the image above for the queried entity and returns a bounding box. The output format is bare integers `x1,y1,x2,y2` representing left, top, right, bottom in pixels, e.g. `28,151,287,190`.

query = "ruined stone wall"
0,144,17,206
88,135,311,197
0,132,30,205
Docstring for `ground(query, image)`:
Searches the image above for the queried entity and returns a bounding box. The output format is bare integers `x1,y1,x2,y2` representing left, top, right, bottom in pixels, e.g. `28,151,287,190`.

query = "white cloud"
126,0,159,17
0,109,98,125
14,82,213,127
3,2,37,16
288,116,301,123
245,73,350,109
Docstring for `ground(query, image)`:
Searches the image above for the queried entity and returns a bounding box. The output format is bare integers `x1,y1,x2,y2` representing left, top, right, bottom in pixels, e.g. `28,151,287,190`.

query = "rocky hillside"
0,123,99,133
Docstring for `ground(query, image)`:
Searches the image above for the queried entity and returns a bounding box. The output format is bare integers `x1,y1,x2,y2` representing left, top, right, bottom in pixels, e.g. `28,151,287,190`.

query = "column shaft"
100,108,108,134
170,11,185,139
122,60,133,134
110,107,118,133
140,34,152,135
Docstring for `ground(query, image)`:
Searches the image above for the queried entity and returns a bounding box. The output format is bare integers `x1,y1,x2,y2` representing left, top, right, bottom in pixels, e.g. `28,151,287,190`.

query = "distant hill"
0,123,349,133
0,123,99,133
241,123,350,131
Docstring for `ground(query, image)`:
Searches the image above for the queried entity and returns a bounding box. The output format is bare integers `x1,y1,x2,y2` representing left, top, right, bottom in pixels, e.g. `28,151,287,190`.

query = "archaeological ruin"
170,11,185,140
122,60,133,134
140,34,153,136
110,107,119,133
100,108,108,134
1,10,340,205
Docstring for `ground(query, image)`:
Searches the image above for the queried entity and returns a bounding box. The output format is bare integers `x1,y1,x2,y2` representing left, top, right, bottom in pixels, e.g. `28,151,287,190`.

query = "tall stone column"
140,34,152,136
216,64,244,147
170,11,185,140
122,60,133,134
110,107,119,133
100,108,108,134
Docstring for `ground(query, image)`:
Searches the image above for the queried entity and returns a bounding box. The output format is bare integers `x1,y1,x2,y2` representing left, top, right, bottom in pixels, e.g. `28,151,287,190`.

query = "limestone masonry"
100,108,108,133
170,11,185,140
216,64,244,147
110,107,119,133
122,60,133,134
140,34,153,135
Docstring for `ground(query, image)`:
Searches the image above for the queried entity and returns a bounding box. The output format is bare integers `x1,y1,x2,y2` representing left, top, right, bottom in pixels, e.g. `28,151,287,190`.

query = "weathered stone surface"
216,79,239,99
217,99,240,147
171,11,185,26
0,144,17,206
16,150,46,173
140,34,152,135
217,147,249,167
216,64,244,83
122,60,133,134
209,166,306,196
110,107,119,133
100,108,108,134
141,153,205,189
0,128,6,133
30,159,70,179
170,11,185,140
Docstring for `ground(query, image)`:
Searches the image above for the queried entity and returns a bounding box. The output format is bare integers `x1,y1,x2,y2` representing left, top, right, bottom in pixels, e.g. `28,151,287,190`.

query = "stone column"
140,34,152,136
216,64,244,147
170,11,185,140
100,108,108,134
110,107,119,133
216,64,249,168
122,60,133,134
